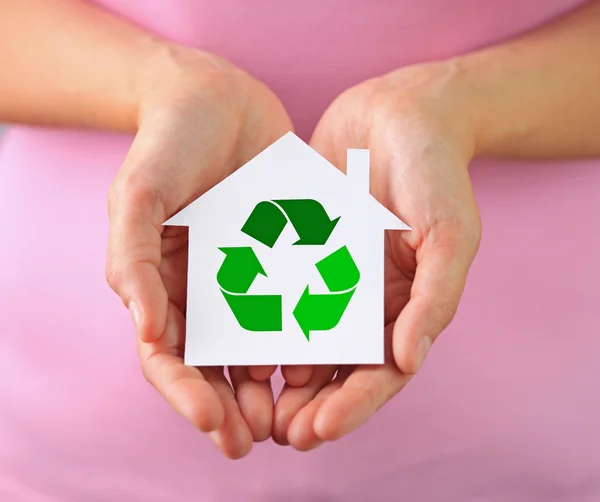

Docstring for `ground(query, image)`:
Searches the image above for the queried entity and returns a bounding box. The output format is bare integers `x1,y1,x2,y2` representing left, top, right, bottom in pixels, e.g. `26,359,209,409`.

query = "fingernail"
414,337,432,371
129,301,141,329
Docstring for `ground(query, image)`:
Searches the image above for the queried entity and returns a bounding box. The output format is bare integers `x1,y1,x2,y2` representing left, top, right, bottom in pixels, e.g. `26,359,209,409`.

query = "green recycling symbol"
216,199,360,341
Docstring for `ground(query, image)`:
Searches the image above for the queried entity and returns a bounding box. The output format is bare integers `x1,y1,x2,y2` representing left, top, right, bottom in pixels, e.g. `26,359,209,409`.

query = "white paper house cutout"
164,131,410,366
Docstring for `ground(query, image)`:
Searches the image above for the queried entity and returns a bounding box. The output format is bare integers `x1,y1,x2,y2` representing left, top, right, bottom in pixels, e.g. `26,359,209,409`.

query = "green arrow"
221,290,282,331
315,245,360,292
293,286,356,341
241,199,340,247
241,201,287,248
216,247,266,294
273,199,340,246
292,245,360,340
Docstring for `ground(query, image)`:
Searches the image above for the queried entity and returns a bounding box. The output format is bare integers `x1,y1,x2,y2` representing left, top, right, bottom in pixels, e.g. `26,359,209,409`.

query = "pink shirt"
1,1,599,500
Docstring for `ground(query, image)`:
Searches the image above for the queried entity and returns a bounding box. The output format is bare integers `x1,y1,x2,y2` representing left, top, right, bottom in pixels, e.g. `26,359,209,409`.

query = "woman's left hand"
272,62,483,450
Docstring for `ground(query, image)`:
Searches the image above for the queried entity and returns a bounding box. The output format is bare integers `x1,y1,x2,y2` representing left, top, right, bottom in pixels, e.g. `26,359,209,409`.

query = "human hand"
273,62,482,450
105,45,292,459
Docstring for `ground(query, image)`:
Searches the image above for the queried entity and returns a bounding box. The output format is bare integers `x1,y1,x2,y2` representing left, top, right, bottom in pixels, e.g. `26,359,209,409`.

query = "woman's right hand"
105,45,292,459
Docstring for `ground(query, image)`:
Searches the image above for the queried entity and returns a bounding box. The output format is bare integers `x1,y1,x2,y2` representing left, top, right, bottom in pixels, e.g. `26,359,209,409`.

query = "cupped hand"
105,46,292,459
273,62,483,450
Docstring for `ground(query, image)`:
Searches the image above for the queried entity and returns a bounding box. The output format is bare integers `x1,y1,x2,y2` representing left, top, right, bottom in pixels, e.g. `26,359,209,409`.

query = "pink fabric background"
1,1,599,500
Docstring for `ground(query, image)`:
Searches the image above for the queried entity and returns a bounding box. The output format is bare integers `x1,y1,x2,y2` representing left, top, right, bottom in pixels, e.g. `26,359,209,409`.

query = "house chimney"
346,149,370,193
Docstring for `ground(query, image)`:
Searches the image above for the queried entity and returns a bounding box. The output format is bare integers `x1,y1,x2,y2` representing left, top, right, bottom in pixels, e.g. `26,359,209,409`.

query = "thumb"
392,226,478,374
106,175,168,343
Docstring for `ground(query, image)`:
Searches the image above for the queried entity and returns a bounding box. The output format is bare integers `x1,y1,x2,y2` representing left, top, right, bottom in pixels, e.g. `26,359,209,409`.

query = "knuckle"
431,212,466,239
104,259,122,293
429,210,481,257
108,172,162,221
112,176,160,210
139,361,153,385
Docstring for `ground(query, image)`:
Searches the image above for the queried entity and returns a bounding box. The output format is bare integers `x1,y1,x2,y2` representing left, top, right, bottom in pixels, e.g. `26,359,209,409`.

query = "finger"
286,367,352,451
281,365,314,387
137,304,224,433
313,363,410,442
273,365,337,446
228,366,274,442
393,228,476,374
203,367,254,459
106,175,168,343
247,366,277,382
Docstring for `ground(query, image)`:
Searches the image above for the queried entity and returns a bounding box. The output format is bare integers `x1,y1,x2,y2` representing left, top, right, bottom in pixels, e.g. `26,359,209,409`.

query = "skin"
272,2,600,450
2,0,600,459
273,65,483,448
107,52,293,459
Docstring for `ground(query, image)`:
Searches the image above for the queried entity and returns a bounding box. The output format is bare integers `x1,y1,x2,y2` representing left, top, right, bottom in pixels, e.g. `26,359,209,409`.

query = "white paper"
164,132,410,366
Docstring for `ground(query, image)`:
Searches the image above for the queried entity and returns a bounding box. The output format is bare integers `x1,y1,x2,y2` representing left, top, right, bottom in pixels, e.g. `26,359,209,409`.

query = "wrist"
133,42,249,129
379,60,483,164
